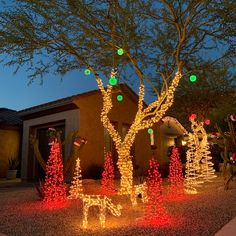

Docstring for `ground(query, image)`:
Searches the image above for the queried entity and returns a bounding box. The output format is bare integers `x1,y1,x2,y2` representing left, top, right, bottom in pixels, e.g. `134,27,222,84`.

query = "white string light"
68,157,83,199
81,194,122,228
95,70,182,194
130,182,148,206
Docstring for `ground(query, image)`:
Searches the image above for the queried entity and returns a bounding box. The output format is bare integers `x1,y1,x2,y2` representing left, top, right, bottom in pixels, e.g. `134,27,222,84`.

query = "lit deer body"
82,194,122,228
130,182,148,206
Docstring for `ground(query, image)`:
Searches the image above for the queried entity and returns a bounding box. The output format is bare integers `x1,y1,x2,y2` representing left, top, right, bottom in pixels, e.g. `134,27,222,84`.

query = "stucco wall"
20,89,185,181
0,128,20,178
21,109,79,180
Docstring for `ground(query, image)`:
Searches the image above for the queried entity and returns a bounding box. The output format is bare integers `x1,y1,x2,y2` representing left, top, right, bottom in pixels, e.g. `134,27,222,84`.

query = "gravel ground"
0,176,235,236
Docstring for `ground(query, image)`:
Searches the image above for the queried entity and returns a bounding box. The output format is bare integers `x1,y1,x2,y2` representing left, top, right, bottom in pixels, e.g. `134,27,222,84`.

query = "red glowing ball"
189,113,197,121
204,118,211,125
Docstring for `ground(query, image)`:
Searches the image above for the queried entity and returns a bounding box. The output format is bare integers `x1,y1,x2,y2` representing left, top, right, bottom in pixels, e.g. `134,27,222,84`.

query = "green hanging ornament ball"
109,76,118,86
84,69,91,75
117,94,123,102
117,48,124,56
148,128,154,135
189,74,197,82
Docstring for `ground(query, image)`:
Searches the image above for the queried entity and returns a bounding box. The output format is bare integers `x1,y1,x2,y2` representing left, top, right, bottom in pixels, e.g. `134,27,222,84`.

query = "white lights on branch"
185,133,201,194
185,116,216,194
68,157,83,199
95,70,182,195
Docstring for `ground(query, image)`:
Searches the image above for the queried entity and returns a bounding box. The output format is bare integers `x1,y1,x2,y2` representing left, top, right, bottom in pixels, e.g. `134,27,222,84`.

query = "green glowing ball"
117,48,124,56
148,128,154,135
84,69,91,75
117,94,123,102
189,74,197,82
109,76,118,86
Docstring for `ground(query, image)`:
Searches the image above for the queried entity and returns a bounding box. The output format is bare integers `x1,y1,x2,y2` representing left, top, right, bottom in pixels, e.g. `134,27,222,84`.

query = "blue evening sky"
0,1,146,112
0,64,154,112
0,65,99,111
0,2,156,112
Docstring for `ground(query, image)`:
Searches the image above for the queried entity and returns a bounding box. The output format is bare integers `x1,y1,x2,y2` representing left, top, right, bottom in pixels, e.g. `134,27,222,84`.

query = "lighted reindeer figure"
130,182,148,206
82,194,122,228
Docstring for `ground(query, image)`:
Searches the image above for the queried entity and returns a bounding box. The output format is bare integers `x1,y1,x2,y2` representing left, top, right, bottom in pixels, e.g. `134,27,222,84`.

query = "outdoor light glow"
145,158,167,221
68,157,83,199
184,132,201,194
117,48,124,55
185,120,204,194
117,157,133,195
43,139,67,203
148,128,155,145
96,71,182,195
150,132,155,146
181,140,187,146
168,147,184,197
101,151,116,194
204,118,211,125
116,94,123,101
148,128,154,134
109,76,118,86
189,113,197,121
82,194,122,228
189,74,197,82
84,69,91,75
130,182,148,206
199,123,216,182
185,118,216,194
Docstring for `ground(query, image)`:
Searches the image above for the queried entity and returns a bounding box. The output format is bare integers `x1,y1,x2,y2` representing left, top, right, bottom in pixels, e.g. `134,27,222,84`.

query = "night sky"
0,63,154,112
0,64,98,111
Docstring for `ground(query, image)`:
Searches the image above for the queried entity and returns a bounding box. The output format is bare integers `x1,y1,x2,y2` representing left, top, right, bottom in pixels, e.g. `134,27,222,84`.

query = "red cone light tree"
145,157,167,221
168,147,184,197
43,139,66,202
101,151,116,194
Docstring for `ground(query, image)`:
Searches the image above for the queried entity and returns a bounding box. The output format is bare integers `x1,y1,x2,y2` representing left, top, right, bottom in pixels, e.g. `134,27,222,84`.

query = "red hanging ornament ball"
189,113,197,122
204,118,211,125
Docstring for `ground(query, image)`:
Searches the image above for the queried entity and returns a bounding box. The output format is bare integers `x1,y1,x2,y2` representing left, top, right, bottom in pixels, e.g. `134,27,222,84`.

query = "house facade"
18,84,187,181
0,108,22,178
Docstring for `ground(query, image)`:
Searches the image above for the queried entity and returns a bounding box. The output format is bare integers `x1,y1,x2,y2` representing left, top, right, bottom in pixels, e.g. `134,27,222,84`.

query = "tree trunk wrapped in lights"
168,147,184,197
101,151,116,194
96,71,182,194
68,157,83,199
